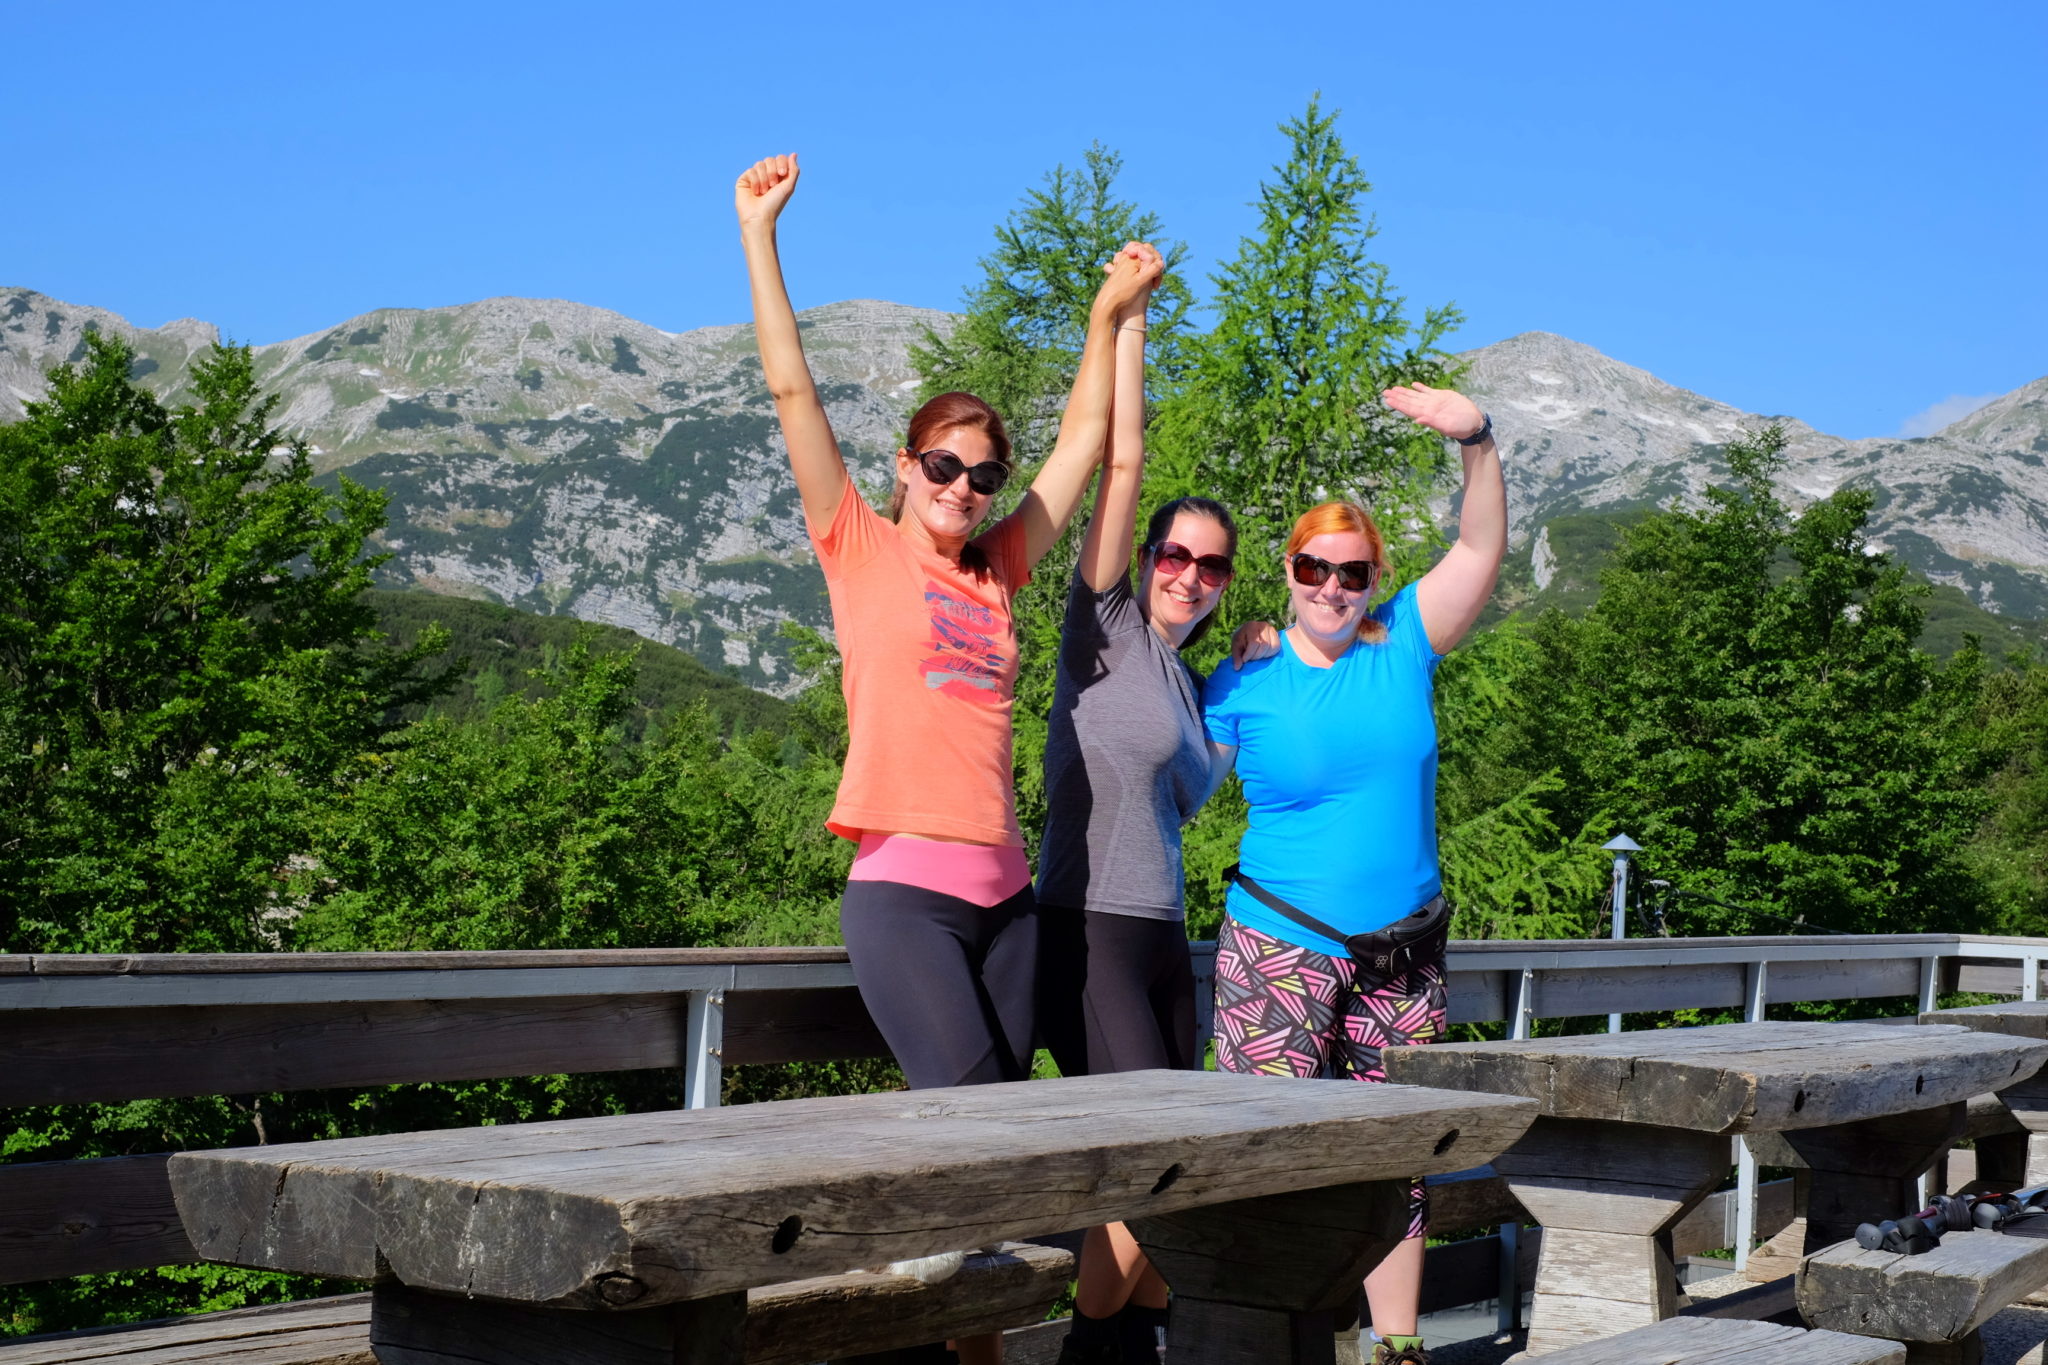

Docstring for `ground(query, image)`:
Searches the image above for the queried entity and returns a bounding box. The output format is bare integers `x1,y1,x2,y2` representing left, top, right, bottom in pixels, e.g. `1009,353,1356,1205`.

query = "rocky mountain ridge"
1459,332,2048,616
5,286,2043,692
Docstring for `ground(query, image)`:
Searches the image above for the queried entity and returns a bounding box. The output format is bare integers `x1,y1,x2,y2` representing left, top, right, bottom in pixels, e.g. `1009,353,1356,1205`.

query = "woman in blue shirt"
1204,382,1505,1365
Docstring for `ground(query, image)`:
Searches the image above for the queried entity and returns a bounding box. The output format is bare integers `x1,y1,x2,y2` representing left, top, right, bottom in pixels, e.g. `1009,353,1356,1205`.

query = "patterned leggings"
1212,914,1449,1239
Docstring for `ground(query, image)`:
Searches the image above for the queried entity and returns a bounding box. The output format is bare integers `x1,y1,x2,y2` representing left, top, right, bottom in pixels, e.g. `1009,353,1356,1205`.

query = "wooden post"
1491,1117,1728,1355
1776,1102,1966,1254
1131,1180,1409,1365
369,1284,746,1365
1993,1067,2048,1186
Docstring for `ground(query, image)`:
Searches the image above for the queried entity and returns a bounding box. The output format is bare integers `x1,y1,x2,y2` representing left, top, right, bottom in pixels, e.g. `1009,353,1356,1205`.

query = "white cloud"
1896,393,1999,439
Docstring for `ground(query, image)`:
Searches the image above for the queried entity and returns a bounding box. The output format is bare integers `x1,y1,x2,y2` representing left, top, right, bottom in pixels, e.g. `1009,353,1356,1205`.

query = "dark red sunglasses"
1290,553,1379,593
1150,540,1234,587
913,448,1010,496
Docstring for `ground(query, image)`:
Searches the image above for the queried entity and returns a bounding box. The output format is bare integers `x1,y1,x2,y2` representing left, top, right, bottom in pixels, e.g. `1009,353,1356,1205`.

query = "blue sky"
4,0,2041,439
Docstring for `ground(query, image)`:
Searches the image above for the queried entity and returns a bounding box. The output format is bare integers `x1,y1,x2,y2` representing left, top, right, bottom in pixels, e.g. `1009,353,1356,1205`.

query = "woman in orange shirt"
736,153,1162,1095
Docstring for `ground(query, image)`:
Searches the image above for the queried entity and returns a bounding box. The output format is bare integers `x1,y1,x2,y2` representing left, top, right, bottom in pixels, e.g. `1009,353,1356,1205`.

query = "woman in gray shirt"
1036,271,1236,1365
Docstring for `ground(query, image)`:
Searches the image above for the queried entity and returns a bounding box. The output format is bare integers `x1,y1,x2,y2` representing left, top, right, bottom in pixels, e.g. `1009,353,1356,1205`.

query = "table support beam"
1491,1118,1727,1356
370,1284,747,1365
1132,1180,1409,1365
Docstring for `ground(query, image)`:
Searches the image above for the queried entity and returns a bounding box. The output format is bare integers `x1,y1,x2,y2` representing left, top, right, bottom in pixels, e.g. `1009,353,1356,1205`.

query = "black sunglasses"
1149,540,1234,587
913,448,1010,496
1290,553,1379,594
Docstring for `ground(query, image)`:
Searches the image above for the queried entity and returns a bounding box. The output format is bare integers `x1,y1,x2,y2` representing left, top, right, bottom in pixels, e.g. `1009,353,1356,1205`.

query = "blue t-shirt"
1202,583,1444,956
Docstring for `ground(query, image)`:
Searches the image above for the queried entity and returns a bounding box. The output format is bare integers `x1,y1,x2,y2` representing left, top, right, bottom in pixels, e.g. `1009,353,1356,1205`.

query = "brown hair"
1140,496,1238,653
1284,500,1391,644
886,392,1012,577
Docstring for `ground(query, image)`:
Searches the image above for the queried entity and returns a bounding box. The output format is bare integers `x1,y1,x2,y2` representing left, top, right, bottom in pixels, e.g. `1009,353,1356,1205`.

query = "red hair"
886,392,1012,576
1284,501,1391,644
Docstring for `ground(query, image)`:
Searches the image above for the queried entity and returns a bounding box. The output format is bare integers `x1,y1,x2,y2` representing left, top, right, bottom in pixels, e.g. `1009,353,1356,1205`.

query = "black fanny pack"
1226,865,1450,981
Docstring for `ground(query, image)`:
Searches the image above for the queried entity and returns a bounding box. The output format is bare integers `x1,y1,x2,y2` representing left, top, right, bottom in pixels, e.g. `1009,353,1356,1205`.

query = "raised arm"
1015,244,1165,569
1076,257,1155,590
1386,383,1505,654
735,154,850,529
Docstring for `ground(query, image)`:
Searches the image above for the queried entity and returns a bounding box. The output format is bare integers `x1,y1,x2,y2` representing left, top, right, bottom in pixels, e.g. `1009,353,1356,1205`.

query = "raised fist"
735,154,800,232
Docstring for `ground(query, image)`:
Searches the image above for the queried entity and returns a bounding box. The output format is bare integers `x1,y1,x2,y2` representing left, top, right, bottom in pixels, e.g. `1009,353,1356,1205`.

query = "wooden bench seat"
1797,1228,2048,1364
1554,1315,1905,1363
0,1243,1073,1365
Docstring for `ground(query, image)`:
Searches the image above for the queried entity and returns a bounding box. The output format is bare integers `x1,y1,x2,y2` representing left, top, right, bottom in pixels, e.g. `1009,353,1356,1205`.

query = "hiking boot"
1370,1342,1430,1365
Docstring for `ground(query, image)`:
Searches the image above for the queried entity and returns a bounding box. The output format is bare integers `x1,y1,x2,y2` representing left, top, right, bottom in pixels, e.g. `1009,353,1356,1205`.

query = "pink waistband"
847,834,1032,908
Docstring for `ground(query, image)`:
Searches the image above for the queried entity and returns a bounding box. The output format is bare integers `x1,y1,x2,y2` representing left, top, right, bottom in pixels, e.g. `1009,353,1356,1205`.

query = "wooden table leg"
370,1284,747,1365
1491,1117,1728,1357
1130,1180,1410,1365
1995,1073,2048,1187
1775,1102,1965,1254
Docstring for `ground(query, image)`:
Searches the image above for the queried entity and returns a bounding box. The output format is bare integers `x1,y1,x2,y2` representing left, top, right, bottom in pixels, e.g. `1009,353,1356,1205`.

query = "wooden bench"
1797,1228,2048,1365
0,1243,1073,1365
1548,1316,1904,1363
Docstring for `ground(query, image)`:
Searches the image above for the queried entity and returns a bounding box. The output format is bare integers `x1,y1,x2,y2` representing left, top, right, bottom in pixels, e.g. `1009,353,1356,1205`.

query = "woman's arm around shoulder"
736,153,851,531
1384,382,1507,655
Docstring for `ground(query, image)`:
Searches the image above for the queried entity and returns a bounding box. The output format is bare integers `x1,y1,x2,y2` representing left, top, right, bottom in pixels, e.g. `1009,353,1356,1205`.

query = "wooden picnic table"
1921,1001,2048,1189
1383,1021,2048,1356
168,1069,1536,1365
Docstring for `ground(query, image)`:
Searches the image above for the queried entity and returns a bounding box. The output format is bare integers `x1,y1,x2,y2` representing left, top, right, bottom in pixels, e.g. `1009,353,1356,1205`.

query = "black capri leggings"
839,879,1038,1090
1037,905,1198,1077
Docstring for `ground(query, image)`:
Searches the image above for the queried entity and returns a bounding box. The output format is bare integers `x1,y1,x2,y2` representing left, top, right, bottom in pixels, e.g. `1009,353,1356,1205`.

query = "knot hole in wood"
771,1215,803,1253
1150,1163,1183,1195
1434,1129,1460,1156
595,1272,649,1306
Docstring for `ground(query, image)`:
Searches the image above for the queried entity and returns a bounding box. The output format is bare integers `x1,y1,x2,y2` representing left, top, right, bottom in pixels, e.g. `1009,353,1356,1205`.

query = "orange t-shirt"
808,489,1032,846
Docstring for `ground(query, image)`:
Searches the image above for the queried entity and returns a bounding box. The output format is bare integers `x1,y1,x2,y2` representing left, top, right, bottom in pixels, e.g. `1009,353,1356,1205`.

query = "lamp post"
1603,834,1641,1033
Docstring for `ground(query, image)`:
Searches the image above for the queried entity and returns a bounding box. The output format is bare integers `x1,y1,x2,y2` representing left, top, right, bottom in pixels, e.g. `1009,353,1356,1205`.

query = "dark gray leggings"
1037,905,1198,1077
839,879,1039,1089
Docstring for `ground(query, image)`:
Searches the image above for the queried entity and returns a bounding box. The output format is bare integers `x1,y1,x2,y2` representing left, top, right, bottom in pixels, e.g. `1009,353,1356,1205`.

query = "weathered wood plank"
743,1243,1070,1365
1446,970,1507,1025
1383,1022,2048,1134
0,1247,1070,1365
13,949,847,974
1,996,690,1107
0,1295,373,1365
1954,961,2048,998
0,1154,198,1285
1561,1316,1905,1364
369,1285,746,1365
1798,1229,2048,1344
721,988,889,1066
1528,963,1746,1018
170,1071,1536,1309
1132,1181,1408,1311
1781,1105,1965,1254
1766,958,1924,1005
1923,1002,2048,1040
1423,1166,1522,1233
1494,1117,1727,1233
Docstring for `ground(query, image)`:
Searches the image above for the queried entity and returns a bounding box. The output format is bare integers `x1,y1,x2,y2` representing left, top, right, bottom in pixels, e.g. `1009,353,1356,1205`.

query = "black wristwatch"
1457,412,1494,446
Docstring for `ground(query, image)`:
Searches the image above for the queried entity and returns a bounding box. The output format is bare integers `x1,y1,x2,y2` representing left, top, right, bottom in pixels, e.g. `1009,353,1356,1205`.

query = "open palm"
1382,382,1485,441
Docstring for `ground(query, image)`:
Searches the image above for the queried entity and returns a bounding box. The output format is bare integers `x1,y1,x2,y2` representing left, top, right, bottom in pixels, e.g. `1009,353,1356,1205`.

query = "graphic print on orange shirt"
922,580,1009,703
